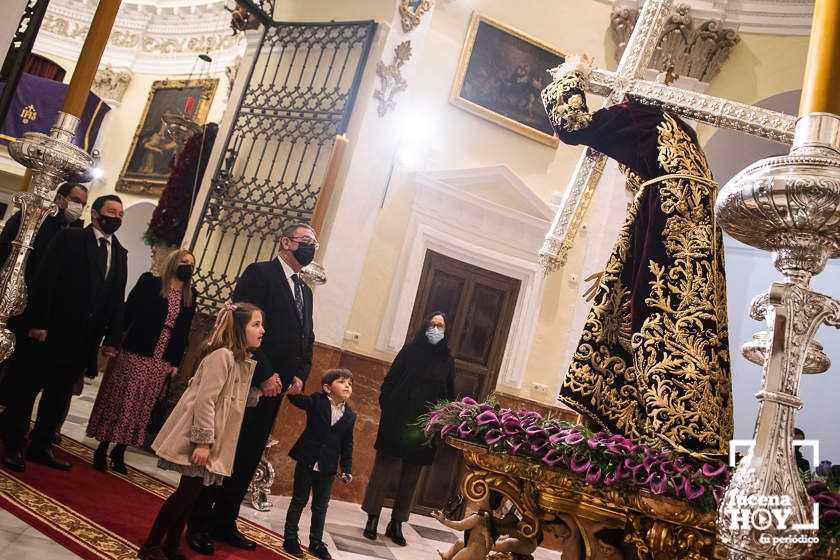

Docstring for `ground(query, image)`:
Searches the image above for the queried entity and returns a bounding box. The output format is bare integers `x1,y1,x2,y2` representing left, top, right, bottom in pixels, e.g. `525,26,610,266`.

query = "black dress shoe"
309,541,332,560
26,446,71,471
185,531,214,555
385,520,406,546
2,449,25,472
363,514,378,540
213,528,256,550
282,537,304,558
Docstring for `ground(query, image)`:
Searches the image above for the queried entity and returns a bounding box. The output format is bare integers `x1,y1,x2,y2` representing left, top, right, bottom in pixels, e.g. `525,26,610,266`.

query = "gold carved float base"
448,439,838,560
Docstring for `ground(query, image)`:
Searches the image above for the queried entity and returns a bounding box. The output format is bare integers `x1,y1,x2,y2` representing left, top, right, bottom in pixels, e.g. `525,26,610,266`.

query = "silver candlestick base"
162,111,202,148
715,112,840,559
0,112,93,361
300,261,327,285
247,438,278,512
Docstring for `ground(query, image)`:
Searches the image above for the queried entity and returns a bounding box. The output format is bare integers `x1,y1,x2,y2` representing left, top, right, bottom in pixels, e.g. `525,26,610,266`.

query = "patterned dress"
542,71,733,459
87,288,182,447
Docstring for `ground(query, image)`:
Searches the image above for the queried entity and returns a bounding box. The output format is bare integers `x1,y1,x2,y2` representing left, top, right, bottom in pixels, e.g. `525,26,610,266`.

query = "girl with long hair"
139,302,264,560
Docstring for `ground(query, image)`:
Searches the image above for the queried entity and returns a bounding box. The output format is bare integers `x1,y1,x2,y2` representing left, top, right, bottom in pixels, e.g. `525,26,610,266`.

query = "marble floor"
1,378,563,560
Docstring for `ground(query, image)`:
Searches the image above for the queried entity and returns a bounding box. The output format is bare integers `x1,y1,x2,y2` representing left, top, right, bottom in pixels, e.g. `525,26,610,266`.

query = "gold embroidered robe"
542,73,733,459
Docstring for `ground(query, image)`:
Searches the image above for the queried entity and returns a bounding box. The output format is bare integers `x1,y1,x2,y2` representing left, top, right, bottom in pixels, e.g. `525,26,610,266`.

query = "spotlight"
91,167,105,180
398,147,420,168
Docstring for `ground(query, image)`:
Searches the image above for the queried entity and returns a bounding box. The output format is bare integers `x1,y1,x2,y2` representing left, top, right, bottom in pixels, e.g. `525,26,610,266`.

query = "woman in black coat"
86,249,197,473
361,311,455,546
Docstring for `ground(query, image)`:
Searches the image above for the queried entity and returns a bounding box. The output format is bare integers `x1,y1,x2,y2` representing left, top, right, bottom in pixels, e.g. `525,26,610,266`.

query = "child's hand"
431,510,444,522
191,445,210,466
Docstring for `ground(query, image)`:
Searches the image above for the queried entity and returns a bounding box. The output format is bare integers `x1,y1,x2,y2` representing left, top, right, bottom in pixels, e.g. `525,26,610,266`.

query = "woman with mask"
86,249,197,473
361,311,455,546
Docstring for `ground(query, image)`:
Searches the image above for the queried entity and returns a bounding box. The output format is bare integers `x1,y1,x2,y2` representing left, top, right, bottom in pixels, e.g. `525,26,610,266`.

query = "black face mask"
97,215,122,235
292,243,316,267
175,264,193,282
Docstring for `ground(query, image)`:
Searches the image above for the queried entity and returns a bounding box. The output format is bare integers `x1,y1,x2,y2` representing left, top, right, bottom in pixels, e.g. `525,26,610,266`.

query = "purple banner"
0,73,110,152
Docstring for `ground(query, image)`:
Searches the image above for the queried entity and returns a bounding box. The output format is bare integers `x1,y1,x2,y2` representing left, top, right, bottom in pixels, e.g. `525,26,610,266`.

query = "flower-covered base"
422,397,840,560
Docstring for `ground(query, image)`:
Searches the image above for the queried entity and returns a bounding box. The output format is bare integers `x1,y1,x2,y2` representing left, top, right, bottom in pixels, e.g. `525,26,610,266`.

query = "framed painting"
116,78,218,196
450,12,565,147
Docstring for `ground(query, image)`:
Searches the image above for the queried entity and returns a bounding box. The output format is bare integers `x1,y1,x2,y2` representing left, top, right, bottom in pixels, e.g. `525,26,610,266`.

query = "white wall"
0,1,30,62
706,90,840,464
121,201,155,291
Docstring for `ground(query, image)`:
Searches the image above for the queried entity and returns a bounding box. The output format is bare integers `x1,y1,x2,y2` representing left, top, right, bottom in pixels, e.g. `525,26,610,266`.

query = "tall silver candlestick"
715,112,840,558
0,112,93,361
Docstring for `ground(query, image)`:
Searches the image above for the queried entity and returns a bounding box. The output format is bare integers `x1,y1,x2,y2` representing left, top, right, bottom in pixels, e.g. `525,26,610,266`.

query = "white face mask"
426,326,445,345
63,200,84,223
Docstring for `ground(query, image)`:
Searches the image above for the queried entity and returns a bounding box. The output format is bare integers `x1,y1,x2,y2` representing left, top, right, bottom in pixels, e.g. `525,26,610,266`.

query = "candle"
799,0,840,116
184,95,195,117
311,134,350,234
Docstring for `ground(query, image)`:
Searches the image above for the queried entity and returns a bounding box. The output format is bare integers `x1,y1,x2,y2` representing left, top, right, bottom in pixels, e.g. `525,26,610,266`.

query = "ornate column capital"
91,64,133,104
610,3,740,83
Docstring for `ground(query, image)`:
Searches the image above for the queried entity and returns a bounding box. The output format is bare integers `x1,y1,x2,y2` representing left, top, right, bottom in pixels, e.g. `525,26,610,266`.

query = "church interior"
0,0,839,559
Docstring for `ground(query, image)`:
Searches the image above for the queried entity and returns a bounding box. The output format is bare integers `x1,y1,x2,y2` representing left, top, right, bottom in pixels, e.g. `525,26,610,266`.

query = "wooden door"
407,250,520,512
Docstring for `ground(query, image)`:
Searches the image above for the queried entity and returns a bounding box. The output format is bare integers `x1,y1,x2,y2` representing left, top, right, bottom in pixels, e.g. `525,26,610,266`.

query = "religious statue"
541,55,733,459
433,509,498,560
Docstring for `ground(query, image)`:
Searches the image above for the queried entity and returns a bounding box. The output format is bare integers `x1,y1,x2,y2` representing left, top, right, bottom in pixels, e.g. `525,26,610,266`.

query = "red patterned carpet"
0,436,299,560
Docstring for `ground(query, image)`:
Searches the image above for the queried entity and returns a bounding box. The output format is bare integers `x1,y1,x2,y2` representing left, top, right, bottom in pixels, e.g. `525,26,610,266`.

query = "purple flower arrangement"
421,396,730,513
806,481,840,551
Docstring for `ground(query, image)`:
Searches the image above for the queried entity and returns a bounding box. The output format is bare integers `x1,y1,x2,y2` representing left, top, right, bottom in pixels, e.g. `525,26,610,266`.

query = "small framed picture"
450,12,565,147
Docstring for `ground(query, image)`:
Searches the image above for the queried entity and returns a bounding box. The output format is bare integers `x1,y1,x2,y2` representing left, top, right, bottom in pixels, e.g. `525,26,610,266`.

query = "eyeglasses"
287,236,319,249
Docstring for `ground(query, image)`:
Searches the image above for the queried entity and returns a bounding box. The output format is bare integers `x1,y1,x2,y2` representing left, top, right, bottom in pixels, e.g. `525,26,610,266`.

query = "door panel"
458,283,506,364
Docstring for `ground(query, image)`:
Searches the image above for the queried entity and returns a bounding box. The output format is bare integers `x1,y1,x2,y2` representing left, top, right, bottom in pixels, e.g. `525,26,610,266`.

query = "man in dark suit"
188,222,317,553
0,182,89,280
0,182,89,469
1,195,127,472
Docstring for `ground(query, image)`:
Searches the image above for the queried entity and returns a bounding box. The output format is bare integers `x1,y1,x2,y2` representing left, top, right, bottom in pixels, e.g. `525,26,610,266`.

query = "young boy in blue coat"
282,368,356,560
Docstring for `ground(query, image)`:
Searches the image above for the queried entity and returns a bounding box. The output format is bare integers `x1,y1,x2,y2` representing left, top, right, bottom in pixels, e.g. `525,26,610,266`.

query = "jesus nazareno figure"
541,56,733,460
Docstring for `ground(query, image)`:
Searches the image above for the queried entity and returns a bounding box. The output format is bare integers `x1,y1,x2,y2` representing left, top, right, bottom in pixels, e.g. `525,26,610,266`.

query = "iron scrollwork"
189,20,376,313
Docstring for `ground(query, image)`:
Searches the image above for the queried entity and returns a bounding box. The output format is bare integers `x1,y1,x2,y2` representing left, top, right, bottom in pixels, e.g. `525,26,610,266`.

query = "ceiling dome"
35,0,246,74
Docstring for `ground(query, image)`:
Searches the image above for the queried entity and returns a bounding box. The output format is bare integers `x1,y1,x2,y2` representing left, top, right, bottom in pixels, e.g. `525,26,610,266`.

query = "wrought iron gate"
189,19,376,312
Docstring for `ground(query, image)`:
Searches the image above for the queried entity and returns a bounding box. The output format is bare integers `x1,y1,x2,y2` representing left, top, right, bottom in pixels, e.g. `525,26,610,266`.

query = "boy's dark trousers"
283,462,335,547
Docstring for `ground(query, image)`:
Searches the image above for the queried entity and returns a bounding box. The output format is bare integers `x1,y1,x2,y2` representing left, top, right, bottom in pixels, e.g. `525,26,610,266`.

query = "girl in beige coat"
139,302,264,560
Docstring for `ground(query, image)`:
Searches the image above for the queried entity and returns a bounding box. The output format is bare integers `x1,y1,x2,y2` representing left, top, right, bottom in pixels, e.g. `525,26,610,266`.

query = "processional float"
439,0,839,559
541,2,840,558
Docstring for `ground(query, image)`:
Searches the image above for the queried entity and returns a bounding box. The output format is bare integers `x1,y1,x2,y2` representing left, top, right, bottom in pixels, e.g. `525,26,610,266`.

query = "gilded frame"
116,78,218,197
450,12,564,147
399,0,432,32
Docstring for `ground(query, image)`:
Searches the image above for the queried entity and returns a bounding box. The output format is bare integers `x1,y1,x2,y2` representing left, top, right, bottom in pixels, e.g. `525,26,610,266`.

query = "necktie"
291,274,304,322
98,238,109,275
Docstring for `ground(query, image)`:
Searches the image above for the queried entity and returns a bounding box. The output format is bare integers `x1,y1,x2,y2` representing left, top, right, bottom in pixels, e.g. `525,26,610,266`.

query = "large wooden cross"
539,0,797,272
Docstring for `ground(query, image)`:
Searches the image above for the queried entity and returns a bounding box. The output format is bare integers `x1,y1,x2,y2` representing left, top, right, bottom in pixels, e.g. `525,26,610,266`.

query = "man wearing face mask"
0,182,88,470
187,222,316,554
1,195,127,472
0,182,88,295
